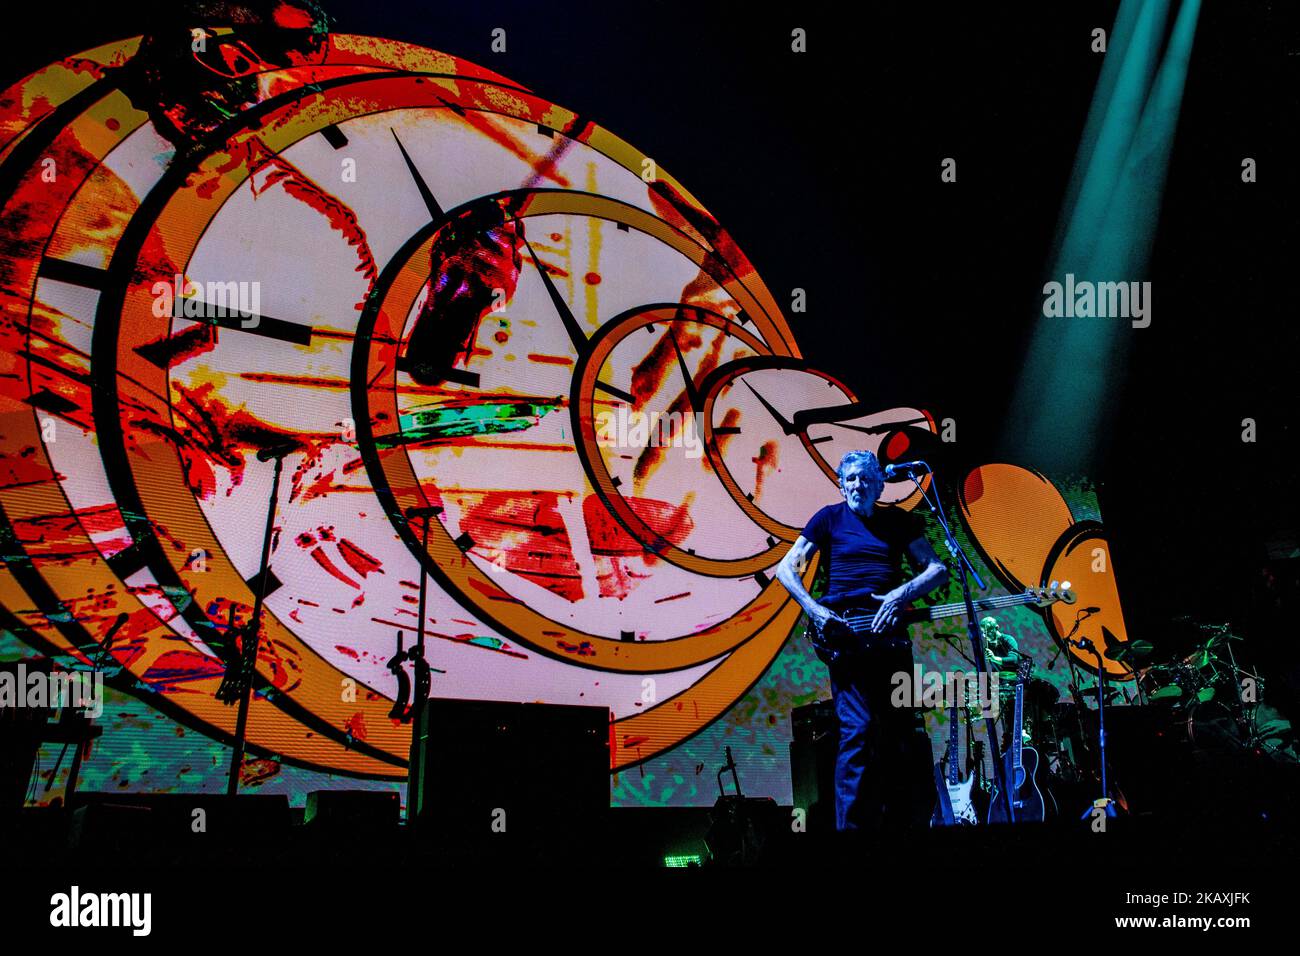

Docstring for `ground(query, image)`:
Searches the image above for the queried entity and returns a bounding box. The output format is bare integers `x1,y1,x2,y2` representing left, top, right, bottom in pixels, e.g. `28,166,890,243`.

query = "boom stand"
906,469,1015,823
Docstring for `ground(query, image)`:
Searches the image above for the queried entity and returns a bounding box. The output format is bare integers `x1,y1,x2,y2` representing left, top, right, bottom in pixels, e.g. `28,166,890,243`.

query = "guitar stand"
905,469,1016,824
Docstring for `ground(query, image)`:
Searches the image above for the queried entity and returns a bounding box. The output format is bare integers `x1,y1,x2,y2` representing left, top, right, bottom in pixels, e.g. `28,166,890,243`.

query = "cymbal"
1106,639,1153,662
1200,629,1239,648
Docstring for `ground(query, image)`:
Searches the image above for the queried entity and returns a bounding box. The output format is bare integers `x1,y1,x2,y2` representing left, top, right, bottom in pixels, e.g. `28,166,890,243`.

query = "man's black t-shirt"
801,503,925,610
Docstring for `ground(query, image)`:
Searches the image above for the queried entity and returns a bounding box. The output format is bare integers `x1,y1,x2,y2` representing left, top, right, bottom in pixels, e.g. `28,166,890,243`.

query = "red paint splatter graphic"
454,490,583,601
646,178,757,290
239,758,282,788
338,538,383,578
582,493,693,557
629,322,727,489
581,493,694,599
752,440,779,501
713,407,742,455
344,711,369,741
310,548,359,589
246,139,379,304
140,650,227,690
526,353,573,366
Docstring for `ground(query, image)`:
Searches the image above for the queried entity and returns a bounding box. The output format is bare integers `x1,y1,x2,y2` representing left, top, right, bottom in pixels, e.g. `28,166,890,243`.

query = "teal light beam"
1003,0,1201,477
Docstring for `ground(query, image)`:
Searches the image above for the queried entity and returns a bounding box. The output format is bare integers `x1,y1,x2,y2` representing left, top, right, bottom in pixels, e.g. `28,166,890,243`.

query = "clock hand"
741,380,796,435
792,398,928,432
825,417,930,436
594,379,636,404
667,330,702,411
519,233,588,352
390,129,445,222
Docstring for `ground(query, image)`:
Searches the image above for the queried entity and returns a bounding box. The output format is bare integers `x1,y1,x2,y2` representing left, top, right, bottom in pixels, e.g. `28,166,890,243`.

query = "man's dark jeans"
828,641,923,832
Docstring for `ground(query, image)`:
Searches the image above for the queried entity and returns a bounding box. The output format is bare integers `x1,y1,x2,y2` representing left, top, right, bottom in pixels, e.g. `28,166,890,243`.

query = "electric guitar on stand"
988,658,1046,823
931,694,978,826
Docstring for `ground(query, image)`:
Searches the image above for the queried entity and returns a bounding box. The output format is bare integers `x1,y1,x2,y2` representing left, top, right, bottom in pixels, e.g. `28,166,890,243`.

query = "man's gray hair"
836,450,885,486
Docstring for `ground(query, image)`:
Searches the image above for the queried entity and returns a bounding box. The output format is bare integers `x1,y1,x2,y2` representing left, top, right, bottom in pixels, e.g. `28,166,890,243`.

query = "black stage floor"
3,790,1294,928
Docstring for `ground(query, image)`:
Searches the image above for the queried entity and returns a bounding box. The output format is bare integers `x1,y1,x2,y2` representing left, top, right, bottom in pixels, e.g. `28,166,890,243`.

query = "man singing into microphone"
776,450,948,831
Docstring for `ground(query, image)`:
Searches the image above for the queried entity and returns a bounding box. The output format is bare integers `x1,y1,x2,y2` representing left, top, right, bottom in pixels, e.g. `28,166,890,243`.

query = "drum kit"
972,618,1268,816
1134,619,1266,751
1007,619,1266,761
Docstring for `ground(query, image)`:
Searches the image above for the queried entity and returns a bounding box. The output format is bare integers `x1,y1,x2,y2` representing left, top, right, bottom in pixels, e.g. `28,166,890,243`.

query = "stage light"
1003,0,1202,475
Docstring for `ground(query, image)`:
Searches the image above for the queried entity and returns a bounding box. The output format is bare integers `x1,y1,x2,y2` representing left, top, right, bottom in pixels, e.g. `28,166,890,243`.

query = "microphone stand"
225,446,290,797
403,505,441,826
904,467,1015,824
1071,636,1119,821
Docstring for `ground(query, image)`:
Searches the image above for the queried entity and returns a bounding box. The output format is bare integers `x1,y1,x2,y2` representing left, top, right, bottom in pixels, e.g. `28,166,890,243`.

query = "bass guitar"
808,582,1075,667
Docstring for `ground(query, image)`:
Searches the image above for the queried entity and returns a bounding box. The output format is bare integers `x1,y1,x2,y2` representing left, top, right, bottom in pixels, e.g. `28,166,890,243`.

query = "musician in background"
981,616,1020,667
982,616,1024,750
776,450,947,831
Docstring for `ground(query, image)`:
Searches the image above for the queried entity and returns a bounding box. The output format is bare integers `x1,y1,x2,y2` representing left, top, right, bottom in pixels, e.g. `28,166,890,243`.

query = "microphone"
884,460,929,481
256,441,297,462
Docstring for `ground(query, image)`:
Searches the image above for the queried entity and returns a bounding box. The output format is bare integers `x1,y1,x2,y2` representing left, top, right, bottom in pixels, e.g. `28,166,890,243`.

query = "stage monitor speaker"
790,700,837,833
67,792,290,855
1,660,53,814
410,699,610,851
706,795,785,864
305,789,399,829
68,802,154,853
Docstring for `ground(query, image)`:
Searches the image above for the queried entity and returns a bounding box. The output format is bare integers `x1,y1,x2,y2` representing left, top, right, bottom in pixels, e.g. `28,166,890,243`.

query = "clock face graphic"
2,27,917,776
0,19,1131,790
